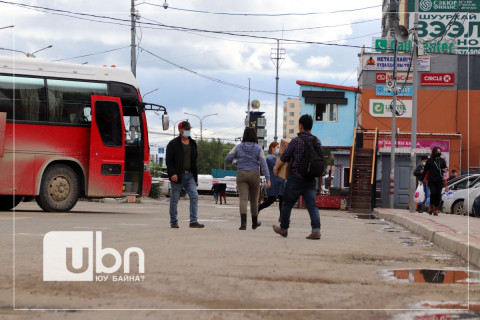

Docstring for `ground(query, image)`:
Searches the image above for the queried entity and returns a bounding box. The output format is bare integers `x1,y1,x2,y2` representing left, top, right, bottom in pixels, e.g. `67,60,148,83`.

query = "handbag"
414,184,425,203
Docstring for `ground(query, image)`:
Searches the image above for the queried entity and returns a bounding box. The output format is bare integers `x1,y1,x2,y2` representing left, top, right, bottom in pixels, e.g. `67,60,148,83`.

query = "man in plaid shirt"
272,114,322,240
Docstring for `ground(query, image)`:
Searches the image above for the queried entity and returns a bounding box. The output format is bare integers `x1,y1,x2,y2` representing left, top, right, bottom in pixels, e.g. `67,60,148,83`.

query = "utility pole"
130,0,137,77
271,39,285,142
409,0,420,213
389,38,399,209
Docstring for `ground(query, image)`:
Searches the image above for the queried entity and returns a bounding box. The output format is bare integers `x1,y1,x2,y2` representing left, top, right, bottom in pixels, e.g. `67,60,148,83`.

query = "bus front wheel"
36,164,80,212
0,195,22,211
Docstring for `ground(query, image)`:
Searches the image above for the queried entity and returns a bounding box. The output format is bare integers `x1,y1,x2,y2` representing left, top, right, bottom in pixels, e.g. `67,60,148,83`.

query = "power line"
0,0,372,50
137,2,383,16
138,45,297,97
50,46,130,62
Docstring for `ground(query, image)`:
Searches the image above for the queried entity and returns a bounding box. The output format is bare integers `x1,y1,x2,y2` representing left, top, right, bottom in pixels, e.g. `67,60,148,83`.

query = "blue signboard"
158,147,165,154
376,85,413,97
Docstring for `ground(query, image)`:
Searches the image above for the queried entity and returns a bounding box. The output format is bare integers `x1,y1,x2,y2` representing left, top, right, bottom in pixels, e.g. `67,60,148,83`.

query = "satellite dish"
395,25,409,42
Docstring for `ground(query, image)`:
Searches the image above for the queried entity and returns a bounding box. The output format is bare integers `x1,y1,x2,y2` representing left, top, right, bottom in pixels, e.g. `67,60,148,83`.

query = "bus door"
87,96,125,197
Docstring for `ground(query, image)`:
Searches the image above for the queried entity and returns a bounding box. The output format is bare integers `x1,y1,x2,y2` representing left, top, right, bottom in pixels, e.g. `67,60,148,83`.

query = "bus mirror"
162,113,169,131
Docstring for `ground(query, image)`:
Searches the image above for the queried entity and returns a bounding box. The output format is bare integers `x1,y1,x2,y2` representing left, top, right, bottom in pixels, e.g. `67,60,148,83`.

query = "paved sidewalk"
373,208,480,268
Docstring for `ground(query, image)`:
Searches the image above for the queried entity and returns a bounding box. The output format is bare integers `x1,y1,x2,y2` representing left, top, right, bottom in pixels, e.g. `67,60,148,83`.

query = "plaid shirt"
280,131,322,175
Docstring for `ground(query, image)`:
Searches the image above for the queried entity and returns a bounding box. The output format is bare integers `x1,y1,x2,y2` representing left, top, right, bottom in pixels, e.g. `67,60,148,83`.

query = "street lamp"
0,44,52,58
142,88,159,100
170,119,188,137
184,112,218,140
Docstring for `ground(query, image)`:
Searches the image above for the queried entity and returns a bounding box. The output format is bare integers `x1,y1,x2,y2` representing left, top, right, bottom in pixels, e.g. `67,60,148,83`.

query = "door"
87,96,125,197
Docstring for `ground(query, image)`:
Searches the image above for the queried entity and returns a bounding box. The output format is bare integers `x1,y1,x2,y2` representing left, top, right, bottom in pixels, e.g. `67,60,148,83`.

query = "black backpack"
298,135,325,178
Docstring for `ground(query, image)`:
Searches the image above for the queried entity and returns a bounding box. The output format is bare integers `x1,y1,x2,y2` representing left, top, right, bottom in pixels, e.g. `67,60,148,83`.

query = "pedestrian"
225,127,271,230
218,183,227,204
272,114,322,240
419,146,449,216
258,142,285,220
166,121,204,229
448,169,458,181
414,156,430,213
212,182,220,204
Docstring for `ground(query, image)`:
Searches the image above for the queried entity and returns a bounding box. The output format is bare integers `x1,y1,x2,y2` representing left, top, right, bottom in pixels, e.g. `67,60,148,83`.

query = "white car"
442,176,480,215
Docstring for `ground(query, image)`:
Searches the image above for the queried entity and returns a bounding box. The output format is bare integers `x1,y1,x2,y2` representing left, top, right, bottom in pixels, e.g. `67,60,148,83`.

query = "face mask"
436,152,441,157
183,130,191,138
422,162,426,166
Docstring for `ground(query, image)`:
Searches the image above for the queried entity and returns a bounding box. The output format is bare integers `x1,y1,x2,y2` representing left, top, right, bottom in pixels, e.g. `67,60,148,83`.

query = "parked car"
197,174,214,194
442,175,480,215
467,187,480,217
440,174,479,211
473,195,480,218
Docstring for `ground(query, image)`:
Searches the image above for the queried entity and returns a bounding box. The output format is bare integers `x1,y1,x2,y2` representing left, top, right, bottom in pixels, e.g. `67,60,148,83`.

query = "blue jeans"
424,183,431,207
169,173,198,224
280,174,321,233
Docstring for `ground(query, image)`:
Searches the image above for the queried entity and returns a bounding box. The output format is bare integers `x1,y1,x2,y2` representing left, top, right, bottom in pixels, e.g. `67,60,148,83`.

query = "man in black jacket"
166,121,204,229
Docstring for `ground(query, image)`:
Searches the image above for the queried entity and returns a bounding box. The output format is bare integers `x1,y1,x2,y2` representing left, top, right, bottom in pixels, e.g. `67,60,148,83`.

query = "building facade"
282,98,300,139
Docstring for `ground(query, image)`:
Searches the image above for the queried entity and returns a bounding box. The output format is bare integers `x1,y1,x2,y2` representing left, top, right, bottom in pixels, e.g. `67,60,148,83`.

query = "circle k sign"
421,73,455,86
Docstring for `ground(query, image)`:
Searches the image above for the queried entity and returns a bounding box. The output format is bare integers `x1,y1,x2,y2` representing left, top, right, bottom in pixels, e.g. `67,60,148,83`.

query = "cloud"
306,56,333,68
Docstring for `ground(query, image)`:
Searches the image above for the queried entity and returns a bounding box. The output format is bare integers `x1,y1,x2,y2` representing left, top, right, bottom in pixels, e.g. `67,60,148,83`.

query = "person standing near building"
166,121,204,229
272,114,322,240
258,142,285,220
414,156,430,213
225,127,271,230
419,146,449,216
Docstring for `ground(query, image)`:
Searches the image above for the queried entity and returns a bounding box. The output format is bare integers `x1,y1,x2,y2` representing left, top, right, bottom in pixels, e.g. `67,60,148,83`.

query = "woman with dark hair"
226,127,271,230
419,146,449,215
258,141,285,220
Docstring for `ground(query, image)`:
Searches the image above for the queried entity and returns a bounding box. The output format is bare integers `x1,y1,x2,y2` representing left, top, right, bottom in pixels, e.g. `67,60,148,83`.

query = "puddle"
400,239,433,247
382,269,480,284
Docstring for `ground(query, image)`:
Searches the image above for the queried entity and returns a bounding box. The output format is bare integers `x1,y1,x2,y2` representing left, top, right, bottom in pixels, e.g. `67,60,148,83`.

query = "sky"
0,0,383,151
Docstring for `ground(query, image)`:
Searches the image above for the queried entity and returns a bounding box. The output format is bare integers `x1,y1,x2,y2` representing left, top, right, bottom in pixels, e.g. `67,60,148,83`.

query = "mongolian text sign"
376,85,413,97
362,55,430,71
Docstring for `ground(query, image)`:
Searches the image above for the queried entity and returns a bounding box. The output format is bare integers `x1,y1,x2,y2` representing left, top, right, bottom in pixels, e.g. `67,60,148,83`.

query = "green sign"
375,38,454,53
411,0,480,13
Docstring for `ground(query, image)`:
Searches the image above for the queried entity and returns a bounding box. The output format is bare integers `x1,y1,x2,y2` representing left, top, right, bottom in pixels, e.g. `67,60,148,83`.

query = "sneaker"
272,225,288,237
306,232,321,240
189,221,205,228
171,222,179,228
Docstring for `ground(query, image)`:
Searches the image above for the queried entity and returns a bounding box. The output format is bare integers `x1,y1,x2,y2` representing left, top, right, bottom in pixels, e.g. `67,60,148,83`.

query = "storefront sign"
376,85,413,96
363,55,430,71
374,38,454,54
369,99,412,118
377,138,450,164
376,72,414,84
421,73,455,86
408,0,480,54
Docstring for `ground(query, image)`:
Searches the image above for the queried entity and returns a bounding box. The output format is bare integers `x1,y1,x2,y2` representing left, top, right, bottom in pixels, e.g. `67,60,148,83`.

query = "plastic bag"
441,190,454,201
415,184,425,203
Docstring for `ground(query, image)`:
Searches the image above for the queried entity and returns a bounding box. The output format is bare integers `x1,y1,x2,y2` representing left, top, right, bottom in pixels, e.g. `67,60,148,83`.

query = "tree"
196,139,236,174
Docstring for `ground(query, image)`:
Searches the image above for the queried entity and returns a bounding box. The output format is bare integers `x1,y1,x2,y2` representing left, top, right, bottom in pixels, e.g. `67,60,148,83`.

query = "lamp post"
184,112,218,140
142,88,159,100
170,119,188,137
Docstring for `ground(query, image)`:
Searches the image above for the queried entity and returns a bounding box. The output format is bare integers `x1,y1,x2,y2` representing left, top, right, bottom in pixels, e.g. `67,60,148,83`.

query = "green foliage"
196,138,236,174
150,163,165,178
148,183,161,198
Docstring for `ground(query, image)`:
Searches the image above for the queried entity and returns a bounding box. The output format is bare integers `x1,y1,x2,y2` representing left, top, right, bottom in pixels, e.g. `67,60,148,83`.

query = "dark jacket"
420,156,447,184
413,163,425,183
166,136,198,184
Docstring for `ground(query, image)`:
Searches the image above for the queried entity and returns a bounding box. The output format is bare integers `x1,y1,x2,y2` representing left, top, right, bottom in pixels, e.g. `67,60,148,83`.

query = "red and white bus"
0,56,168,212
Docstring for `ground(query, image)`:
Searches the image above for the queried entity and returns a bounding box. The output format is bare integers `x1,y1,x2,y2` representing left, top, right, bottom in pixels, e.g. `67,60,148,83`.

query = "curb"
373,209,480,268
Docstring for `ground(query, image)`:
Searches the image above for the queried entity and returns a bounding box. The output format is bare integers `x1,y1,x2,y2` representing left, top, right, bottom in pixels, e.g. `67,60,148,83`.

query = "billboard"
376,85,413,96
421,73,455,86
407,0,480,54
362,54,430,71
369,99,413,118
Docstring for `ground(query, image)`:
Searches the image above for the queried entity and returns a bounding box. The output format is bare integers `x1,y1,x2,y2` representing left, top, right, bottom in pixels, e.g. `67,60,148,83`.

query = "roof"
296,80,359,92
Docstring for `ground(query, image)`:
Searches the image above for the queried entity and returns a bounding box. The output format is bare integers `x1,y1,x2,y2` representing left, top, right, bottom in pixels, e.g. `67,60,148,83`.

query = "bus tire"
0,195,22,211
35,164,80,212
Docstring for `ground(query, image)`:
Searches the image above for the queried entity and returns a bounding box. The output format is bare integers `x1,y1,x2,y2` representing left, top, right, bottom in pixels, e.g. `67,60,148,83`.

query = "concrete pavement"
373,208,480,268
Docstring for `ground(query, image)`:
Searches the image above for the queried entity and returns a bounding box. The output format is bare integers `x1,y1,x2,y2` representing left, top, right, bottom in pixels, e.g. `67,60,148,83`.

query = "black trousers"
258,195,283,214
428,181,444,208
